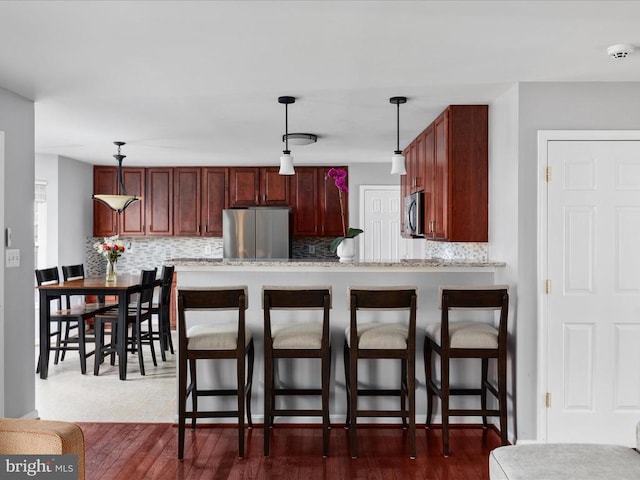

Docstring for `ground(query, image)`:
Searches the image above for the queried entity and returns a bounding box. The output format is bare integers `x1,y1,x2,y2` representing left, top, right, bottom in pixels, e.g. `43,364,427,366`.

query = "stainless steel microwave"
404,191,424,237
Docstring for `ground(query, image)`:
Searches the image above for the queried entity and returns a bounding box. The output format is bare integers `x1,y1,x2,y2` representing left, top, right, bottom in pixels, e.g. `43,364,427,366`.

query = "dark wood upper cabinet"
119,168,146,237
145,168,174,236
431,105,488,241
229,167,289,207
173,167,202,236
229,167,259,206
290,167,319,236
399,105,487,242
201,167,228,236
318,166,347,237
260,167,289,205
291,166,348,237
93,166,118,237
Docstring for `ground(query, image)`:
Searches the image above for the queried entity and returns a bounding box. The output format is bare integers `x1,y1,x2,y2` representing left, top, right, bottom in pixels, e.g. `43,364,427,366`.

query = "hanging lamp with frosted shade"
390,96,407,175
92,141,142,213
278,96,296,175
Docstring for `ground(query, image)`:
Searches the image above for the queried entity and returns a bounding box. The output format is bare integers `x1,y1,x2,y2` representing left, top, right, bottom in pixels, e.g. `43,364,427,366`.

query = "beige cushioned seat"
345,323,409,349
272,322,322,349
426,320,498,348
187,323,252,350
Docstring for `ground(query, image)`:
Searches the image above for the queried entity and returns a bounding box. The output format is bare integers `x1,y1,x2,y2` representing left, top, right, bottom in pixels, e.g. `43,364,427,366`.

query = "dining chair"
177,287,254,460
344,286,418,459
424,285,509,457
150,265,175,361
93,269,158,376
262,286,332,457
35,267,108,374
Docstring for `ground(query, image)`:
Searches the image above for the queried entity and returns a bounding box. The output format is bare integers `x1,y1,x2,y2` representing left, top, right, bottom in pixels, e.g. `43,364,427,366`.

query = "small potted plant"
327,168,363,261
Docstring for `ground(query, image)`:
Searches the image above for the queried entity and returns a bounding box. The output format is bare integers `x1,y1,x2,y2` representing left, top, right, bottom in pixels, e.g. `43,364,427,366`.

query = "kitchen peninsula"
172,258,506,423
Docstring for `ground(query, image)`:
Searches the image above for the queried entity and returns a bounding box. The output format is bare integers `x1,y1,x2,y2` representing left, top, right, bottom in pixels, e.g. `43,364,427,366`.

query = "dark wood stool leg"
237,351,246,459
401,358,408,429
264,343,273,456
189,358,197,430
408,351,416,459
178,345,188,460
322,344,331,458
481,358,489,428
424,339,434,428
246,340,254,428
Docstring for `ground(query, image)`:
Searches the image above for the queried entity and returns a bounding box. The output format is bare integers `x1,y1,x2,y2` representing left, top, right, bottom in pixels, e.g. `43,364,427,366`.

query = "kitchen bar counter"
171,257,505,272
172,257,506,424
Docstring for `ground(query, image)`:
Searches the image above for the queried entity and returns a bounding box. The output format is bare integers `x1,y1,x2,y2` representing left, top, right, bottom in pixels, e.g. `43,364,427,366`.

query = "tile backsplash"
86,236,488,276
86,236,336,276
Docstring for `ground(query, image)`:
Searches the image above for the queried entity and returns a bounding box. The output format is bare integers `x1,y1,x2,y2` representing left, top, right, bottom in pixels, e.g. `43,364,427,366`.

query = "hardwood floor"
80,423,502,480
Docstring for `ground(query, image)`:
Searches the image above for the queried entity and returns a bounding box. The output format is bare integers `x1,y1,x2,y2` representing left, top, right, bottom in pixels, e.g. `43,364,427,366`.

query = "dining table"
37,273,146,380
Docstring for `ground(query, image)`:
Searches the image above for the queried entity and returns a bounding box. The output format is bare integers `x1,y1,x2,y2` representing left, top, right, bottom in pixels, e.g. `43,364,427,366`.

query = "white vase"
336,237,356,262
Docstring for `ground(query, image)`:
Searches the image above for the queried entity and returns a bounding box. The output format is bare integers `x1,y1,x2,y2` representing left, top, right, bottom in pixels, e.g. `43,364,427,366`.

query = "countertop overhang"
169,258,505,273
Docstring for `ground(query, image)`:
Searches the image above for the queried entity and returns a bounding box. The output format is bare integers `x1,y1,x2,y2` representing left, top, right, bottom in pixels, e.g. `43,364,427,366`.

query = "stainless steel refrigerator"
222,207,291,259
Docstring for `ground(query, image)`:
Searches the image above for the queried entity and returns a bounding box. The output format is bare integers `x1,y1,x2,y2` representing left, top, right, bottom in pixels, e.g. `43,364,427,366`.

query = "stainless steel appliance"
404,191,424,237
223,207,291,259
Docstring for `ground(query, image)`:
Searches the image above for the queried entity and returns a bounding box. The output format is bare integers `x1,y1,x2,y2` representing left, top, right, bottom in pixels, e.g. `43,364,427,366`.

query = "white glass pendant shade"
93,194,141,213
390,153,407,175
279,153,295,175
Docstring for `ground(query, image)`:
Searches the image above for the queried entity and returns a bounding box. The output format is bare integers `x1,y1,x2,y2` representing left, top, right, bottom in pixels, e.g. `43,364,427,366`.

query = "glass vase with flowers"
94,235,126,282
327,168,363,259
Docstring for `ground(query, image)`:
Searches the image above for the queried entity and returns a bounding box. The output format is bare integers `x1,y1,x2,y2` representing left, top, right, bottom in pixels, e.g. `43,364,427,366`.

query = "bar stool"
262,286,332,457
344,287,417,459
424,285,509,457
177,287,254,460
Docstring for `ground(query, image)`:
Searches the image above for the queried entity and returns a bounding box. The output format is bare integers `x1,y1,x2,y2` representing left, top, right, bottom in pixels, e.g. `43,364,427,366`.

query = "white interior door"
543,135,640,446
359,185,410,261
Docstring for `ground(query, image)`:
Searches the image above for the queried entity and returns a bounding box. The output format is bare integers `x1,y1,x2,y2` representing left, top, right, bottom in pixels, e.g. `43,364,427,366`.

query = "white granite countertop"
169,257,505,273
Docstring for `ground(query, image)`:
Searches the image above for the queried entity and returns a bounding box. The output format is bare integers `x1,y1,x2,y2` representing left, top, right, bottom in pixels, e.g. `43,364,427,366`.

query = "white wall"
58,156,93,267
35,155,93,269
0,86,35,417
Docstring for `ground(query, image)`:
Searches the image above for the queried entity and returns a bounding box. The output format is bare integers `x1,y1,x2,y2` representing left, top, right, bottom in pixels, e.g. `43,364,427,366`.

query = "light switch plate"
5,248,20,268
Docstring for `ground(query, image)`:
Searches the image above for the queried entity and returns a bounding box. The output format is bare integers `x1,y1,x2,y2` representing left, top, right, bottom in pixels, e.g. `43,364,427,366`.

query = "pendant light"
92,141,142,213
390,96,407,175
278,96,296,175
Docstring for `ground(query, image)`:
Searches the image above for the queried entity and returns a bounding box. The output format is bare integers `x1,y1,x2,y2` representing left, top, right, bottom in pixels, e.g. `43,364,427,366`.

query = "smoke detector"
607,44,635,59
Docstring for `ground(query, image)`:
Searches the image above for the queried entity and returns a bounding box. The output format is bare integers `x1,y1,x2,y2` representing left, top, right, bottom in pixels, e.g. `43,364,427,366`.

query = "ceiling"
0,0,639,168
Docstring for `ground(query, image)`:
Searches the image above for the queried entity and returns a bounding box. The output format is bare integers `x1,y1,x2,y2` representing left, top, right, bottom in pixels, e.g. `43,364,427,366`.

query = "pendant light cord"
395,101,401,154
284,103,290,154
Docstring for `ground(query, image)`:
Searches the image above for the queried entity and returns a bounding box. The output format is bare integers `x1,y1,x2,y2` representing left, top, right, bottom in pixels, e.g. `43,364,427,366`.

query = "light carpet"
35,335,177,423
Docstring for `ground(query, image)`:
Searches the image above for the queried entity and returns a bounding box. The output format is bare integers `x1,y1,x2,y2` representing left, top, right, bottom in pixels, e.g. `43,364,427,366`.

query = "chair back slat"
159,265,175,306
35,267,60,286
178,287,248,311
263,288,331,310
62,264,85,282
350,288,416,310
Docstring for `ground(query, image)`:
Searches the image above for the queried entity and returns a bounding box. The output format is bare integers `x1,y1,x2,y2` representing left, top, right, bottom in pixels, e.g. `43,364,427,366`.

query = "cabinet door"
93,166,118,237
319,166,347,237
433,110,448,240
119,168,146,237
413,130,426,193
202,167,228,236
229,168,259,206
146,168,174,236
400,145,411,237
423,124,436,239
290,167,319,236
174,167,202,236
260,167,289,205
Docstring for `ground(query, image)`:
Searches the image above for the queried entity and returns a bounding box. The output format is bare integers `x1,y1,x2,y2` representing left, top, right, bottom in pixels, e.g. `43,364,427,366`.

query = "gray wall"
507,82,640,441
0,86,35,417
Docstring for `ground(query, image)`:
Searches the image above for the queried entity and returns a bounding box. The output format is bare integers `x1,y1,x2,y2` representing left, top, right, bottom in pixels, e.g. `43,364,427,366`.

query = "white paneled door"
544,136,640,446
359,185,409,261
